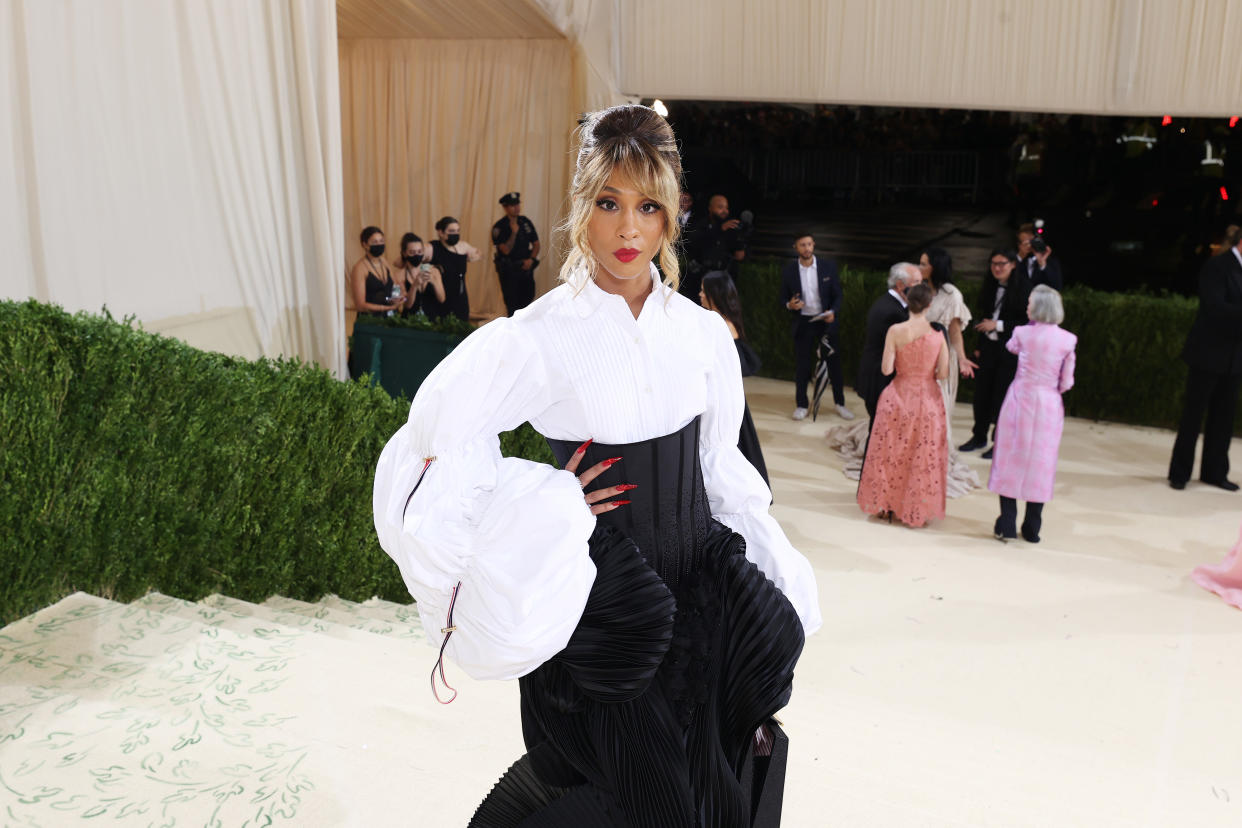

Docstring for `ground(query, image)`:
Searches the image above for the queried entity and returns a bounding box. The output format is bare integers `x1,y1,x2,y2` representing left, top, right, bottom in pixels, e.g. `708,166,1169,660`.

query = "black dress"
469,417,804,828
397,266,423,319
363,265,396,318
428,240,470,321
735,339,770,490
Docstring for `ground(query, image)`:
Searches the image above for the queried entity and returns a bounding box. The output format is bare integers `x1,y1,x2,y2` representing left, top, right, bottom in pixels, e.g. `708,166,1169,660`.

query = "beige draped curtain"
0,0,346,375
339,38,574,324
614,0,1242,116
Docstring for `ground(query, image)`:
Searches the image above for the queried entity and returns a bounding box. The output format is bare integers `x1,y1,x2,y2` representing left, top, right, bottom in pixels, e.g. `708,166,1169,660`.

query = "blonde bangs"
559,108,683,292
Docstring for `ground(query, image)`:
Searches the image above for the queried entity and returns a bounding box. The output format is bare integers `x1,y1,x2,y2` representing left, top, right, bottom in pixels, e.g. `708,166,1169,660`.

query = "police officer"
491,192,540,316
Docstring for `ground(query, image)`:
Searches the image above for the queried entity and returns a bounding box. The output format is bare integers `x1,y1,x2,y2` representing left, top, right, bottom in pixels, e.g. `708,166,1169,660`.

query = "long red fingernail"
611,500,631,507
575,438,593,455
603,457,622,467
617,484,638,491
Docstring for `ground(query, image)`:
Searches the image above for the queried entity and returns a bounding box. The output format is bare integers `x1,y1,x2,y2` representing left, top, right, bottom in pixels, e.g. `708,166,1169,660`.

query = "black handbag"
739,719,790,827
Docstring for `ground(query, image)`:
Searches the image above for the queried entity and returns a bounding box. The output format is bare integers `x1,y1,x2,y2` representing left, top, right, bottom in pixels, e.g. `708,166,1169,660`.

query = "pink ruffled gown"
1192,525,1242,609
857,331,948,527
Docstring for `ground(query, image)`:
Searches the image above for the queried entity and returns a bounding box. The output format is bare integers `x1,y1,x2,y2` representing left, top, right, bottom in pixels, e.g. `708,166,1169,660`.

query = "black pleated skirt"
469,420,805,828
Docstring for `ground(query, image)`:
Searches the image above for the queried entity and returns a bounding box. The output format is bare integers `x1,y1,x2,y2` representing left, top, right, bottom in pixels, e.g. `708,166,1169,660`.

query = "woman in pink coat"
988,285,1077,542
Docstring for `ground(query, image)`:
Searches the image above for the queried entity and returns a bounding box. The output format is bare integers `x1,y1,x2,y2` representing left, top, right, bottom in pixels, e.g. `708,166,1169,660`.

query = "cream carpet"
2,376,1239,826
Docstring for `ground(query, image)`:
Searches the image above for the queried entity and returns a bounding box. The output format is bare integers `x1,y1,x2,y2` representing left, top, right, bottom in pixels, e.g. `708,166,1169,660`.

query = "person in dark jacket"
960,249,1031,458
779,233,852,420
1168,226,1242,491
857,262,921,422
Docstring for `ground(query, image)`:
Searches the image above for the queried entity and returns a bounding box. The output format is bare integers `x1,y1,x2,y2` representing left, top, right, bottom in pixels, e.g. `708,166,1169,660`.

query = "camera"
1030,238,1048,254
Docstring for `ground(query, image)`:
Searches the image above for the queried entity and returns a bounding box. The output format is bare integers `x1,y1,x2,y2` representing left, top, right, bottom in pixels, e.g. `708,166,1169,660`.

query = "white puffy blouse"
373,266,822,682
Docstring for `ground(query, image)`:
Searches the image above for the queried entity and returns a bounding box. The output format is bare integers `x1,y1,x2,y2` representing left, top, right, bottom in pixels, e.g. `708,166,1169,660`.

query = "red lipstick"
614,248,640,263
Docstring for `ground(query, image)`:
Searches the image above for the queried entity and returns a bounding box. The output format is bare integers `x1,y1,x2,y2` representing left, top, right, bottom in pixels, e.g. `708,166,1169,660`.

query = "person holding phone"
779,233,852,420
393,233,445,318
350,226,404,318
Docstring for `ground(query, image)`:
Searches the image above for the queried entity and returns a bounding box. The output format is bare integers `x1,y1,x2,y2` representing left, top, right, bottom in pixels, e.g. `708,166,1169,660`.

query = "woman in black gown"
373,105,818,827
700,271,771,490
426,216,482,321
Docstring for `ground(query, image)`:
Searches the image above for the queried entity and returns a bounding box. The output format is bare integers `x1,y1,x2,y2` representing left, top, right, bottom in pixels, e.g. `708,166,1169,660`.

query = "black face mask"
369,243,385,258
445,233,460,247
406,253,422,265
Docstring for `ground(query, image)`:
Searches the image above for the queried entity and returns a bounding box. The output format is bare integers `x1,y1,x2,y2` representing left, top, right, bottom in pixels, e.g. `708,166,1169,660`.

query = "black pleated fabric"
469,418,805,828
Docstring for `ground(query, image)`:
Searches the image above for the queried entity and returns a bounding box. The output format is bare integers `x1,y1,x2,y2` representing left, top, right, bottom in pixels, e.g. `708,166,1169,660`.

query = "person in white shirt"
779,233,853,421
373,104,819,827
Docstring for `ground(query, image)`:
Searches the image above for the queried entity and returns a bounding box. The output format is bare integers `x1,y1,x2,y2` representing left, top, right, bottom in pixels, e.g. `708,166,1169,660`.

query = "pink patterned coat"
988,322,1077,503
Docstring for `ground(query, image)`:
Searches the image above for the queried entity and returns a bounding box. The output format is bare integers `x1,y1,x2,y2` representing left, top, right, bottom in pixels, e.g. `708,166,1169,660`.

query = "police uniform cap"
499,192,521,206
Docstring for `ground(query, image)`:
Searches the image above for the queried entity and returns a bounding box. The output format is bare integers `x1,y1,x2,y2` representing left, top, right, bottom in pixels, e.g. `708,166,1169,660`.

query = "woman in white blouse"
374,105,820,827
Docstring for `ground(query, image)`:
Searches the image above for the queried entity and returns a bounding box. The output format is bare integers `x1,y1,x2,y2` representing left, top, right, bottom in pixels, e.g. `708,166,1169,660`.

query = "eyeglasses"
989,260,1011,267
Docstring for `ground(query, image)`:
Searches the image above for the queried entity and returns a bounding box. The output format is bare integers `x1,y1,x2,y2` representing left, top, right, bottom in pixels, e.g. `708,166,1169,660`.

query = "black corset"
545,417,710,594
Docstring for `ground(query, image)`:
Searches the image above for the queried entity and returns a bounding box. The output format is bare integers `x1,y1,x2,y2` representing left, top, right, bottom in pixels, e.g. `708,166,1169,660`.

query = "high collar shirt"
798,258,823,316
887,288,908,309
373,263,821,683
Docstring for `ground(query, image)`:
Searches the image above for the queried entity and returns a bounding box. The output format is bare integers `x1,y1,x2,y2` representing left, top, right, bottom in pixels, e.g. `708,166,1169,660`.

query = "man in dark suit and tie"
857,262,922,422
780,233,853,420
960,248,1031,458
1017,224,1063,290
1168,227,1242,491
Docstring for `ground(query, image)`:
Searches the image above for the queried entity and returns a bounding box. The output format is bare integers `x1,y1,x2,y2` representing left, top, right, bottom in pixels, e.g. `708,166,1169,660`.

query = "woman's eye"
595,198,617,211
640,202,660,214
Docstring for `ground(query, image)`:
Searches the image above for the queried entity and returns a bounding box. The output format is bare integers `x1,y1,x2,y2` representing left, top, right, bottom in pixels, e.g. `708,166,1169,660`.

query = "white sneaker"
836,404,856,420
792,407,808,421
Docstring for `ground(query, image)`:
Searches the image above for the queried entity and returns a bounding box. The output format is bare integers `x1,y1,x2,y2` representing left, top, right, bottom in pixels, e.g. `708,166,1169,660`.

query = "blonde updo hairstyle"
559,104,683,291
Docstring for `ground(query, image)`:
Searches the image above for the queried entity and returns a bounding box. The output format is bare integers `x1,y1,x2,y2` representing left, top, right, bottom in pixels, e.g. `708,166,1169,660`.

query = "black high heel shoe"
993,517,1016,543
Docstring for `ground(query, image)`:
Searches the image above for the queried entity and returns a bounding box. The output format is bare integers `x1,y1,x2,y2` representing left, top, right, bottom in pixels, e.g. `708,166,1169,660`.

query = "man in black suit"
857,262,922,422
960,249,1031,458
1168,229,1242,491
1017,224,1064,290
780,234,853,420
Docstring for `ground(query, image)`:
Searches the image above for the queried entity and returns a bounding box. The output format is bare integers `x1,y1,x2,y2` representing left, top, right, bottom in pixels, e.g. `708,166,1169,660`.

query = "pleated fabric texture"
469,418,805,828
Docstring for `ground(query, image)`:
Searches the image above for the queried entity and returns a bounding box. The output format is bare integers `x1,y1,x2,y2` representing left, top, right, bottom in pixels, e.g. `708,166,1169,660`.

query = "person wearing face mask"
427,216,482,322
393,233,445,319
350,226,403,317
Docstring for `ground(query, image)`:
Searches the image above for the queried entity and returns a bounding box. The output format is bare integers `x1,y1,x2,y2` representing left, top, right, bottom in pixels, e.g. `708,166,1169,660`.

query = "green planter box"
350,322,463,401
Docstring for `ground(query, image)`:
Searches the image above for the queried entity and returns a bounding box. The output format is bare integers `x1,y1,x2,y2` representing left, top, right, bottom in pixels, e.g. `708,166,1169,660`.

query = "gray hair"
1028,284,1064,325
887,262,918,290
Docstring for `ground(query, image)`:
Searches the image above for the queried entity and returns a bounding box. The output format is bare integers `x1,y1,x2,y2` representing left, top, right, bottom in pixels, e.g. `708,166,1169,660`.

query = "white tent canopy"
1,0,346,375
3,0,1238,374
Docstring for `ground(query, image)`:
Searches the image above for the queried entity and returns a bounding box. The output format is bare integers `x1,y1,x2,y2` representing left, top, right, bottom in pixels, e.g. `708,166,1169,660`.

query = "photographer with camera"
683,193,752,303
491,192,540,316
1017,223,1063,290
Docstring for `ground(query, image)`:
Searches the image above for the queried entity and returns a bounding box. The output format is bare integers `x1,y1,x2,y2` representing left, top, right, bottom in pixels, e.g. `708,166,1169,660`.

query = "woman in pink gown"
988,285,1077,542
1192,526,1242,609
857,283,949,527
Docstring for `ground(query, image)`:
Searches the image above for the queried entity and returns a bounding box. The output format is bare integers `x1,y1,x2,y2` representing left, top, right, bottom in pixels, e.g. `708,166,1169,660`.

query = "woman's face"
1027,296,1035,319
918,253,932,282
698,286,714,310
365,231,384,250
587,174,666,283
990,256,1015,284
404,242,424,262
438,223,460,241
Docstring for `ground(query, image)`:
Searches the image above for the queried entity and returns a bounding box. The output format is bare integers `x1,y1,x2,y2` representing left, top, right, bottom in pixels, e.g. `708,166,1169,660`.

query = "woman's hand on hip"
564,439,635,515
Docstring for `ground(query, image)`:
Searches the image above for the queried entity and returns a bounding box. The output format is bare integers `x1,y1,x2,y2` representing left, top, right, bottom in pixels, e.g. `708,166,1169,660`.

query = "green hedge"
0,300,550,625
736,258,1219,433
